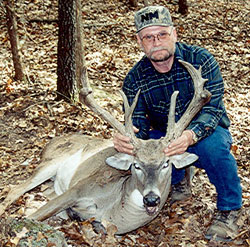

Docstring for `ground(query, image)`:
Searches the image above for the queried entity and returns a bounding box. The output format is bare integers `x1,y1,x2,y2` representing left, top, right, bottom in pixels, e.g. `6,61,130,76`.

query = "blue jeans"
149,126,242,211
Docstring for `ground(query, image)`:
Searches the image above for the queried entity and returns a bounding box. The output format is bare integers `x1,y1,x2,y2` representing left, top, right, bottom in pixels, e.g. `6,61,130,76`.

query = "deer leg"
92,220,107,234
0,159,61,216
28,192,74,221
66,208,107,234
185,166,195,187
28,181,97,221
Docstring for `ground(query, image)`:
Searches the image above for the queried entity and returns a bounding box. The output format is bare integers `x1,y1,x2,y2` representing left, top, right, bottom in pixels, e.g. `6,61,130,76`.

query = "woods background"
0,0,249,246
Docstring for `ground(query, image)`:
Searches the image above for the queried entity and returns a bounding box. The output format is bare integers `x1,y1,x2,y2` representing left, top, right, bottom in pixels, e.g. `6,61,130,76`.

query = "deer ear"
169,152,198,169
106,153,134,170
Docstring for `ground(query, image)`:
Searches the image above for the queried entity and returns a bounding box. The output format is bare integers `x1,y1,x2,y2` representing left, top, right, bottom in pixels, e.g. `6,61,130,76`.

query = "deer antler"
120,89,141,145
80,60,211,148
79,67,140,142
162,60,212,145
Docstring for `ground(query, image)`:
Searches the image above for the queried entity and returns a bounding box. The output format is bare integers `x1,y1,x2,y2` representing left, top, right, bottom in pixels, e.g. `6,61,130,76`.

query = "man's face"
137,26,177,62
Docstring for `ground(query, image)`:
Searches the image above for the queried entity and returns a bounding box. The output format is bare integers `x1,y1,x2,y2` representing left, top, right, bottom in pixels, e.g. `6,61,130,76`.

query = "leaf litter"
0,0,249,246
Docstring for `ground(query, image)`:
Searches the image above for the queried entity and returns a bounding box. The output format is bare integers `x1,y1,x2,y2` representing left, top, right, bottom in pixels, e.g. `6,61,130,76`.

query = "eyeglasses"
140,27,173,45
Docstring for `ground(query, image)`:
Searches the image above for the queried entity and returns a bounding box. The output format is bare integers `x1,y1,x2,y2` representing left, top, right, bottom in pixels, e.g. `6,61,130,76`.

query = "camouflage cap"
134,6,173,33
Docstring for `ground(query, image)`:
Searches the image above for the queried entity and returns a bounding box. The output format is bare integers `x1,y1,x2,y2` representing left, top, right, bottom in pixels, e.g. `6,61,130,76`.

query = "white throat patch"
130,189,144,208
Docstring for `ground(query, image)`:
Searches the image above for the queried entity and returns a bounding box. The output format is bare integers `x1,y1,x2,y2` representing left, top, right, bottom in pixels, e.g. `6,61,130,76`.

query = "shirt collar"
174,42,185,61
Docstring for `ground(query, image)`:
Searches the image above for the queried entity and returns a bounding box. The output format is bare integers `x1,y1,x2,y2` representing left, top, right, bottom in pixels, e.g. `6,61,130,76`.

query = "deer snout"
143,192,160,206
143,192,160,215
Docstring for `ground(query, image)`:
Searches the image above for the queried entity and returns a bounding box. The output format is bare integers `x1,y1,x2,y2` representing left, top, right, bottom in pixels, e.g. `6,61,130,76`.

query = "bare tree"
128,1,188,15
57,0,84,102
4,0,26,81
75,0,85,92
129,0,150,7
129,0,138,7
178,0,188,15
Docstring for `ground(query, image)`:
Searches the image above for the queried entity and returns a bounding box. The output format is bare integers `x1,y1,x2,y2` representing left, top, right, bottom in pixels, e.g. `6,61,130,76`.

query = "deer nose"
143,192,160,207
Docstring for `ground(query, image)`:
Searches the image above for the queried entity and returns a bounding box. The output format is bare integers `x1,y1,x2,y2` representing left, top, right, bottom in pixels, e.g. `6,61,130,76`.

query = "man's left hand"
164,130,194,156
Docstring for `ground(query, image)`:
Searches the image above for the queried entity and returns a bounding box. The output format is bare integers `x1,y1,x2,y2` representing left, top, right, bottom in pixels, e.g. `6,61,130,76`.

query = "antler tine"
164,91,179,142
179,60,208,94
79,67,126,135
162,60,212,145
120,89,141,145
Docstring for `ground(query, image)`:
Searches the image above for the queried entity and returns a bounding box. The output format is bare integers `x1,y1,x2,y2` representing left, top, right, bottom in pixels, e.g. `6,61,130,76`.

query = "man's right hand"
113,127,139,155
113,133,134,155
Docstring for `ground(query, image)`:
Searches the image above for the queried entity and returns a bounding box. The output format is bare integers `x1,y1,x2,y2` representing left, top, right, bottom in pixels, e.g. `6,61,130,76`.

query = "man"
113,6,242,242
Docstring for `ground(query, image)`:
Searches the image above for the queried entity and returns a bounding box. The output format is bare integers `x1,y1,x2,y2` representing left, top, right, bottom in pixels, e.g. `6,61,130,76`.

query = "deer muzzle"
143,191,161,215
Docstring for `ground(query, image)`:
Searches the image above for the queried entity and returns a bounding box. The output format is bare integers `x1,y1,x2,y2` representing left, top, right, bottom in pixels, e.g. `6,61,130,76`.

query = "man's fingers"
113,134,133,149
133,126,139,133
114,141,134,150
116,146,134,155
114,133,131,142
164,136,189,156
164,146,185,156
114,143,134,155
167,139,181,149
113,133,134,155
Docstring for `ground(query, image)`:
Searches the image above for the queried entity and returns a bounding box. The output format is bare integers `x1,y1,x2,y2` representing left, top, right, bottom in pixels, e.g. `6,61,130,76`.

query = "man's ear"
136,34,141,44
136,34,144,50
169,152,198,169
172,27,178,42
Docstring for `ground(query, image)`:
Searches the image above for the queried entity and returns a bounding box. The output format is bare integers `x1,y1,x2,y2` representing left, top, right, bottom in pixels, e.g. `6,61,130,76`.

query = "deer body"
0,60,211,234
27,134,174,234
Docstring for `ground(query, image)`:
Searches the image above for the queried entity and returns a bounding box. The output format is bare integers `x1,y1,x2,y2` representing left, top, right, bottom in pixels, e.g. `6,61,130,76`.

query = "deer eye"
134,163,141,170
162,162,169,169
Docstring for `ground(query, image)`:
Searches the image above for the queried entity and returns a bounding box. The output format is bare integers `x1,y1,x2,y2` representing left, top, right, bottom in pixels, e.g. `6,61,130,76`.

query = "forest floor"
0,0,249,246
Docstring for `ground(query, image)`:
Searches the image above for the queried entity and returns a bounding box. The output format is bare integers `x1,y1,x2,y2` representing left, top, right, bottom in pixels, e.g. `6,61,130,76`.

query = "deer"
0,60,211,234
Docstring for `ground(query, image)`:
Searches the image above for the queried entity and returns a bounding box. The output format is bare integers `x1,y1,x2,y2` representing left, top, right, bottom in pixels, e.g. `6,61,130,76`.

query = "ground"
0,0,249,246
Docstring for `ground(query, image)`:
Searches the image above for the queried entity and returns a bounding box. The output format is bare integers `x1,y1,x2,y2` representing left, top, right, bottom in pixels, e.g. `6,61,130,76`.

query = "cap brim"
136,23,173,33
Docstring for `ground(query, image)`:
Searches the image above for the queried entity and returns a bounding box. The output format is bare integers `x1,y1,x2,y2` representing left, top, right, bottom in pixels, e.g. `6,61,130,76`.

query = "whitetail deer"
0,60,211,234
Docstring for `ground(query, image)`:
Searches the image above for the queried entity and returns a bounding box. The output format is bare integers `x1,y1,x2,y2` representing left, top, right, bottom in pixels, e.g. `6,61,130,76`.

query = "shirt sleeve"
186,52,228,140
122,73,150,139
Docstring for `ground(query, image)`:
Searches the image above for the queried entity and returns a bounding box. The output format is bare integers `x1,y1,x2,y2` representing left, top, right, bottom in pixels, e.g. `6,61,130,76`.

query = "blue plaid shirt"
123,42,230,140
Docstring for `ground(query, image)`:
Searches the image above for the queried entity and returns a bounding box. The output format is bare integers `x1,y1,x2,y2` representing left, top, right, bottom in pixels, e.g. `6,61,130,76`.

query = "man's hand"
113,127,139,155
164,130,194,156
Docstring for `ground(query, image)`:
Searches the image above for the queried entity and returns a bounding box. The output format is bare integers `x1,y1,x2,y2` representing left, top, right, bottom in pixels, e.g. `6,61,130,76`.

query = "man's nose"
153,36,162,45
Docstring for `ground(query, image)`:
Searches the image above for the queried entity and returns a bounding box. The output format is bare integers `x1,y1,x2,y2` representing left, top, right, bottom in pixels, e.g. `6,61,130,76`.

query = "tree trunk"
75,0,85,89
128,0,150,7
178,0,188,15
5,0,26,81
57,0,85,102
57,0,78,102
129,0,138,7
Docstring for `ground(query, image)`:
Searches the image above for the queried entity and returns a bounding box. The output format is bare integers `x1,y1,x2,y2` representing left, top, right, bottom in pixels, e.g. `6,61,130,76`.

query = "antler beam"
79,67,140,141
163,60,212,144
